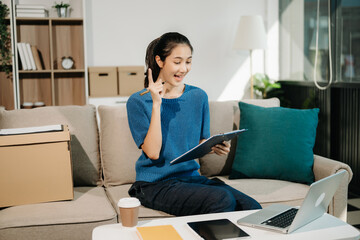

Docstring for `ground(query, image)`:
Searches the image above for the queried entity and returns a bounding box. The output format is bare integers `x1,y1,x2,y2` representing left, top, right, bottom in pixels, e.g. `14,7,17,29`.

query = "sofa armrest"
313,154,353,222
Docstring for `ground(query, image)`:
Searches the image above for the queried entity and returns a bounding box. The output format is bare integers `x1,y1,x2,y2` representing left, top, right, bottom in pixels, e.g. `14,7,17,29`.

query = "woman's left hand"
211,141,230,156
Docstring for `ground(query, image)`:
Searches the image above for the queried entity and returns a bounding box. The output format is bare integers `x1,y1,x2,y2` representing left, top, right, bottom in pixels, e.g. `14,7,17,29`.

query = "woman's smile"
174,74,185,82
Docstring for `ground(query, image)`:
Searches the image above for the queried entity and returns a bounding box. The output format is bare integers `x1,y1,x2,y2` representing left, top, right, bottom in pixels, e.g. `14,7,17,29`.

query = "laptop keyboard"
261,208,298,228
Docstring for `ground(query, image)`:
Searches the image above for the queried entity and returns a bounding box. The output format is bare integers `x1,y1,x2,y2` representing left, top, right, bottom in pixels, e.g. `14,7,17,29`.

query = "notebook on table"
237,170,346,234
136,225,183,240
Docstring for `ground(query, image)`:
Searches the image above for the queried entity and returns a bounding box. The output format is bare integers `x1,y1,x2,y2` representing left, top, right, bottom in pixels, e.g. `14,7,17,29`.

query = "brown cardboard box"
0,125,73,207
89,67,118,97
118,66,144,96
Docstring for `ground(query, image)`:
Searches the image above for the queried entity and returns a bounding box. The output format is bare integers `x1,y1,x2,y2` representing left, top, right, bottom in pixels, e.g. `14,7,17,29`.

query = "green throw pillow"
229,102,319,184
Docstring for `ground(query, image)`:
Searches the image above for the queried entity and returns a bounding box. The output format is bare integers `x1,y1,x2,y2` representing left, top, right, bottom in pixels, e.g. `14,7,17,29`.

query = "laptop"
237,170,346,234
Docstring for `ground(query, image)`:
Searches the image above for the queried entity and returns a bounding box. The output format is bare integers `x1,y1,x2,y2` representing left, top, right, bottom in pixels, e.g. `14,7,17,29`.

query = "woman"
126,32,261,216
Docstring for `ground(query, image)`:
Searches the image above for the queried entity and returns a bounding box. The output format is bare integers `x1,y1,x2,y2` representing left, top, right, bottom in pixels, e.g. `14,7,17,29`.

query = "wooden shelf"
0,0,87,110
16,17,83,21
51,18,83,22
18,69,85,73
53,69,85,73
19,75,52,107
19,70,52,73
54,72,86,106
15,18,49,23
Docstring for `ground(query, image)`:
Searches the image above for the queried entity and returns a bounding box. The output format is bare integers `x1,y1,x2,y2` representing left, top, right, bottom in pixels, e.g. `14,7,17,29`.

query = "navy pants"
128,176,262,216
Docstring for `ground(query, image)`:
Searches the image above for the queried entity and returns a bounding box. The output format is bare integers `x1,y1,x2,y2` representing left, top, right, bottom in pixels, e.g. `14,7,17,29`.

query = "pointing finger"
148,68,154,85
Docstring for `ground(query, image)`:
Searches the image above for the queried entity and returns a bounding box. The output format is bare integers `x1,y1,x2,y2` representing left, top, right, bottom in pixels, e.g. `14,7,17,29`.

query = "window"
336,0,360,82
279,0,360,83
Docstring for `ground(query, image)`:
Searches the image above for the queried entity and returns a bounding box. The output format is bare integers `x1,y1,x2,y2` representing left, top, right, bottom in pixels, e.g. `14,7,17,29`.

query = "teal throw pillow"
229,102,319,184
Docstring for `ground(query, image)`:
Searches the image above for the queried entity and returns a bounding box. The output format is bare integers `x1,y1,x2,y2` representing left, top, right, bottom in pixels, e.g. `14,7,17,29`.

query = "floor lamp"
233,15,267,98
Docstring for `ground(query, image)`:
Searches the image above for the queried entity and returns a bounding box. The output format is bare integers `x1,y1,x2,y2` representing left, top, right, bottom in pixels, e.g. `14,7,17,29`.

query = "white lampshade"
233,15,267,50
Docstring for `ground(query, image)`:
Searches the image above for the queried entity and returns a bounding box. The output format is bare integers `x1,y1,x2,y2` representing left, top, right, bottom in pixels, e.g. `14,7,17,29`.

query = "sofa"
0,98,353,240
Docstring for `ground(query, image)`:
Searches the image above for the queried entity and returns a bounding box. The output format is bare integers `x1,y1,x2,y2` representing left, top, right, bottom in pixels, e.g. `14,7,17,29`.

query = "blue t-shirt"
126,84,210,182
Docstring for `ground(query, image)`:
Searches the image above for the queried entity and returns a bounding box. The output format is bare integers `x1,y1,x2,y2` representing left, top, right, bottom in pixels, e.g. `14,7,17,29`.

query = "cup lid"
22,102,33,107
117,197,140,208
34,101,45,106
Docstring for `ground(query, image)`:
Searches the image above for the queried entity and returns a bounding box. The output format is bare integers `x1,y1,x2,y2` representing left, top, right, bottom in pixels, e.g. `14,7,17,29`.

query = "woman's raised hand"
147,68,165,106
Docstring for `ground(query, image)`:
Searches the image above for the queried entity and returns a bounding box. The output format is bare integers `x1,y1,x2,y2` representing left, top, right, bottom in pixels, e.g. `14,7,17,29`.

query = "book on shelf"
17,43,39,71
16,5,48,18
16,12,48,18
21,43,32,70
16,9,47,14
136,225,183,240
16,4,47,10
17,43,28,70
31,46,43,70
25,43,37,70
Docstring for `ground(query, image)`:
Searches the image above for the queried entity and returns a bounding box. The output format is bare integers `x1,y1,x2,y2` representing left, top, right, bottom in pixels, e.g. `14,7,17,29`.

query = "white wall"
85,0,278,101
280,0,305,81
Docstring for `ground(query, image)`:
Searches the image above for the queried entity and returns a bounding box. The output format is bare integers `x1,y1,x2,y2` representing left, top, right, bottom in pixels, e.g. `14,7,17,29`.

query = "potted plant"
53,1,70,18
0,2,11,75
253,73,281,99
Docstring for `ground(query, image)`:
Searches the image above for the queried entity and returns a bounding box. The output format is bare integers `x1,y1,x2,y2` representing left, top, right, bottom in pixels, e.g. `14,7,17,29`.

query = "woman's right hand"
141,68,164,160
147,68,164,106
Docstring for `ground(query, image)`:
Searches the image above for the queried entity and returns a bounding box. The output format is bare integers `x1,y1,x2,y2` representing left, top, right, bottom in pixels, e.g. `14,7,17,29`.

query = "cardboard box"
0,125,73,207
118,66,144,96
89,67,118,97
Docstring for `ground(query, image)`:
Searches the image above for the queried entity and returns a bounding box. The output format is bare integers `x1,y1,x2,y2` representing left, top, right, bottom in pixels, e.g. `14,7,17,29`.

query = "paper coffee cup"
118,197,141,227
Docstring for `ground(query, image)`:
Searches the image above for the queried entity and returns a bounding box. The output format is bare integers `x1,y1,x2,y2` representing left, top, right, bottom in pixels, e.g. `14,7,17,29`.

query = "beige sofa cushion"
0,105,102,186
199,98,280,176
0,187,116,230
214,176,309,206
98,105,141,187
0,220,115,240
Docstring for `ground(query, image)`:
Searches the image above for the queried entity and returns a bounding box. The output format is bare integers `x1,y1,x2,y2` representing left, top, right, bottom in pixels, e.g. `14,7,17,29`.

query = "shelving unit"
0,0,87,110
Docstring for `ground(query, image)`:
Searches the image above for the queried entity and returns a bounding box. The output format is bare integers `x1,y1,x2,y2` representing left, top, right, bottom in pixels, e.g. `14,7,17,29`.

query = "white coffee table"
92,210,360,240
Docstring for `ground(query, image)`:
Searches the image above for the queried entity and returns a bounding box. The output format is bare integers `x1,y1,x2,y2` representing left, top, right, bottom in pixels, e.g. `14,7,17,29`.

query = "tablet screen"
187,218,250,240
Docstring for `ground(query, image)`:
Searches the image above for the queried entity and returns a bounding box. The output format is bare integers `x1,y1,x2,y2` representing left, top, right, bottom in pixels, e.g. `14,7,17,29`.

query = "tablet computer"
187,218,250,240
170,129,247,165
